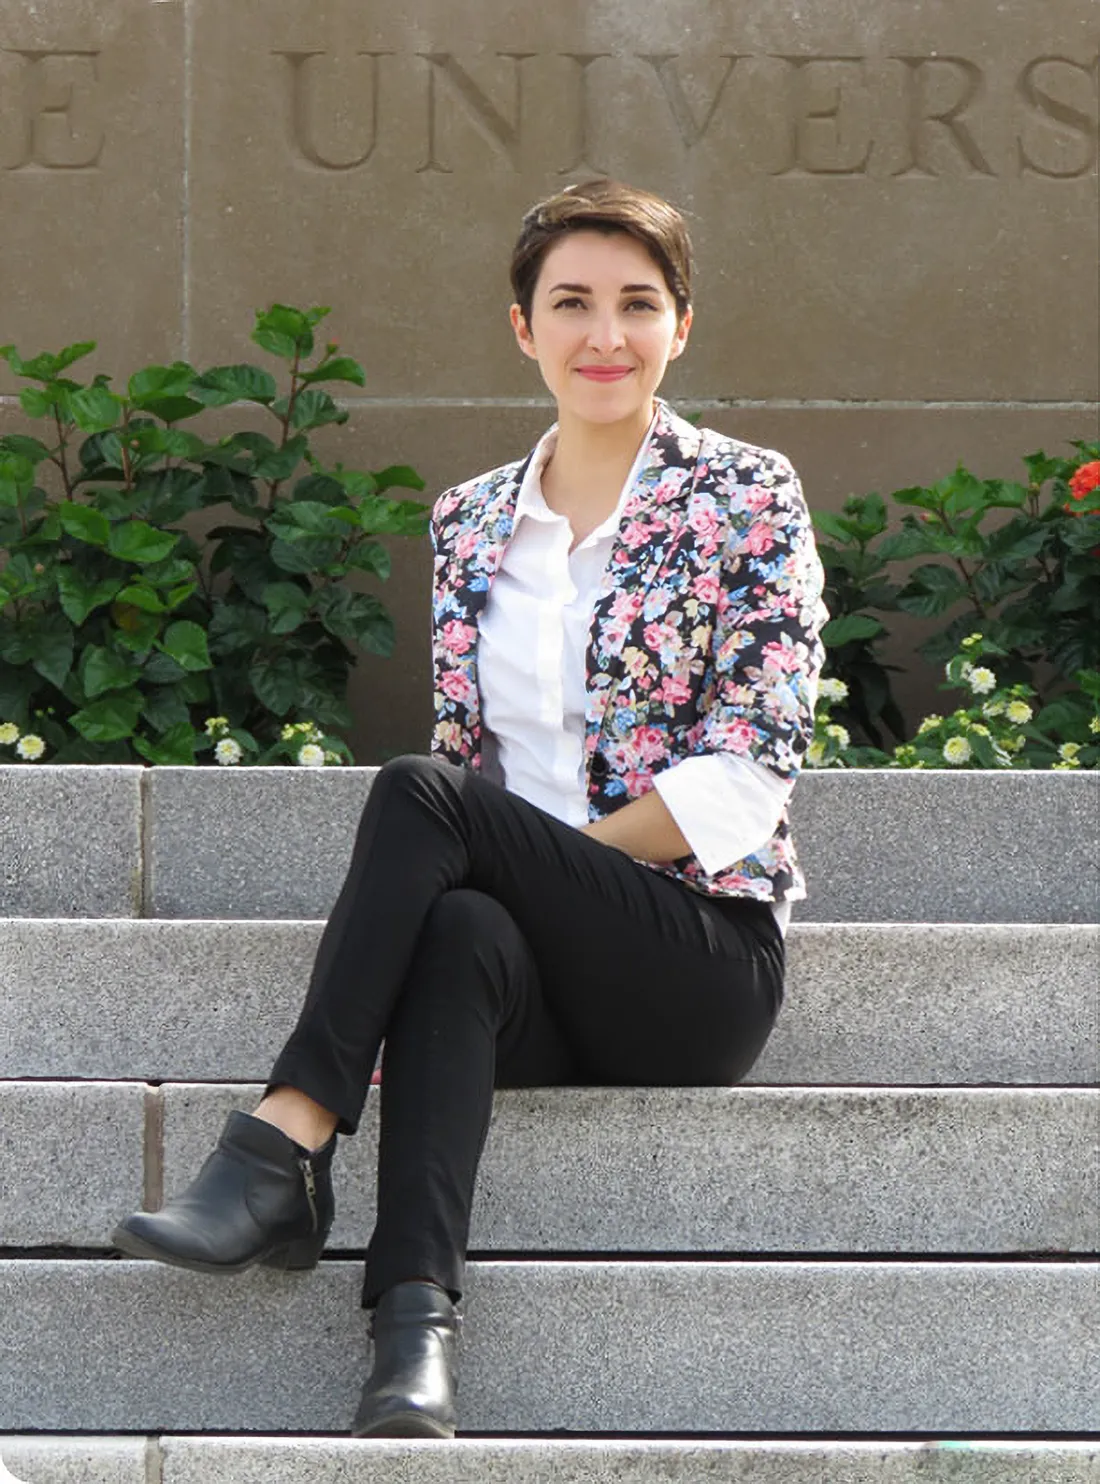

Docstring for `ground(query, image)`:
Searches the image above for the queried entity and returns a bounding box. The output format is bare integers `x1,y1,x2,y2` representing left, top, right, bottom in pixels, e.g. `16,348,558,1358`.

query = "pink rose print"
725,717,759,754
692,571,721,605
440,669,475,705
441,620,477,656
745,522,775,556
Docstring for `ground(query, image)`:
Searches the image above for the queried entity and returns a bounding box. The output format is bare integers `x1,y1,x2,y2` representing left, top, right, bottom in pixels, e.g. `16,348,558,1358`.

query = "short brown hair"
509,179,693,326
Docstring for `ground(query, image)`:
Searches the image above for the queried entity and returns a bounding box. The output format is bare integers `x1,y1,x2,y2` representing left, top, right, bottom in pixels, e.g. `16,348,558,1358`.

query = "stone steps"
4,1082,1097,1253
3,766,1097,921
5,1438,1100,1484
3,919,1097,1083
2,1260,1097,1432
2,763,1097,1460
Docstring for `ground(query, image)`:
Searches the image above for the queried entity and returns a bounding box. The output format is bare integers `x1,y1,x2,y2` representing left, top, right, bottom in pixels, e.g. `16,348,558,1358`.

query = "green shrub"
0,305,429,764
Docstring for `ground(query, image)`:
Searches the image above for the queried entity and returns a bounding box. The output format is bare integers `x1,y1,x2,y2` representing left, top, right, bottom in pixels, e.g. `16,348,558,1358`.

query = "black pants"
269,754,785,1304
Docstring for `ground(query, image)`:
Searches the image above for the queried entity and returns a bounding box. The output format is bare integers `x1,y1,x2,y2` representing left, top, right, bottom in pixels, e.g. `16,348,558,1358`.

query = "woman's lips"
576,366,633,381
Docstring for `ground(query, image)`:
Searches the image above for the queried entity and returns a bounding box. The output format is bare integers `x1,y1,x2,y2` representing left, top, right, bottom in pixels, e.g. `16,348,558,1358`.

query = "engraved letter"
277,51,388,171
772,56,873,174
892,57,994,177
558,53,612,175
1017,56,1098,178
418,52,534,174
640,54,742,148
4,51,103,170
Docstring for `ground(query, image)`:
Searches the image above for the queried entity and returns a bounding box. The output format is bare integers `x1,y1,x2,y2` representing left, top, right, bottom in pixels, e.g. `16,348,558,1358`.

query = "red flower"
1069,461,1100,502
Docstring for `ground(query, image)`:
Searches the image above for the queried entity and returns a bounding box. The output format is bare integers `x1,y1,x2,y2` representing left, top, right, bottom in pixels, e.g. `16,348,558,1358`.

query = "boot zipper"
299,1157,319,1233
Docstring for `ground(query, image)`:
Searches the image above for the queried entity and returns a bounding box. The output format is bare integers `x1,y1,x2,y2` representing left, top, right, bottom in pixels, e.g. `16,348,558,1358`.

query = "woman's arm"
578,787,691,863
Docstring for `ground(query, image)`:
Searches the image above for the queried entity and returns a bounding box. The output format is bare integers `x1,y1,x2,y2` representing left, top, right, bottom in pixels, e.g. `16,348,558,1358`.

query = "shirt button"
590,753,610,780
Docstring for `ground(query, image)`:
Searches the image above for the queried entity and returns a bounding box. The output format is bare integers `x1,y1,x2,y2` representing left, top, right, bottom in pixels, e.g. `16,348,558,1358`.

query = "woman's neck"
542,401,655,513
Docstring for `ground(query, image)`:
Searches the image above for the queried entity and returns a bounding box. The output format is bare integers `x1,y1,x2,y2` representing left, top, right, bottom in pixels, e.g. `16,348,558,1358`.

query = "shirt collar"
513,408,660,537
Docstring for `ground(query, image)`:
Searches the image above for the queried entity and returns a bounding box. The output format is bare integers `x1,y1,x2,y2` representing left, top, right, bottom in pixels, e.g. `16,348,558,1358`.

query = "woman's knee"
422,887,517,947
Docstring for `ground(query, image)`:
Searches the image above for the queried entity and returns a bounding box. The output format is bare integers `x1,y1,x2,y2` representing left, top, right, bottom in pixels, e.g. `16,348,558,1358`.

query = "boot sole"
351,1410,456,1440
110,1223,325,1275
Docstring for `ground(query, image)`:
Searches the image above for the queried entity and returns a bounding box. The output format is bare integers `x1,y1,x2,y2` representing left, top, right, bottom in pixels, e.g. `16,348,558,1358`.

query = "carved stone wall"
2,1,1097,756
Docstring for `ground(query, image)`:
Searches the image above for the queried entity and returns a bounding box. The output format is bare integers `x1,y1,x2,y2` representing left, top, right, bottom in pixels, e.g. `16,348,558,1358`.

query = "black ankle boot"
111,1110,335,1274
351,1281,460,1438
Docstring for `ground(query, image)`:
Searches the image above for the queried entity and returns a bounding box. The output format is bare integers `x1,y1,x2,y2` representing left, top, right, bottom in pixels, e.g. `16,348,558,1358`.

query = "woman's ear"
510,303,539,360
668,304,693,360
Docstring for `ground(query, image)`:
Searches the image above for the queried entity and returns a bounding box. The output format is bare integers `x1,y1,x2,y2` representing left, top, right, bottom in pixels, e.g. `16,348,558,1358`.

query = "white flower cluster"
0,721,47,761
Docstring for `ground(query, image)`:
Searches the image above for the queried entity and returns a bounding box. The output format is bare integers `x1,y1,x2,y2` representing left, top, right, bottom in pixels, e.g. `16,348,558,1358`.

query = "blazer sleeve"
700,449,827,781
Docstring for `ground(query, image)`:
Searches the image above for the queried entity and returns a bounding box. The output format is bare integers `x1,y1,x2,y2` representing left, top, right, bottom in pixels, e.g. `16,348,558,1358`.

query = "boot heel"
265,1233,327,1271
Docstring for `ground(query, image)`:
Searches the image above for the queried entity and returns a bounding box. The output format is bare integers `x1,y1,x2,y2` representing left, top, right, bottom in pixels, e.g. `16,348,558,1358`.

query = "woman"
112,179,827,1438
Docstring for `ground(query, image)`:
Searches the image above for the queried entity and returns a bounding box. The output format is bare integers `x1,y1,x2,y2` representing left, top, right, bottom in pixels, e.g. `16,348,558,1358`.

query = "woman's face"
510,229,692,429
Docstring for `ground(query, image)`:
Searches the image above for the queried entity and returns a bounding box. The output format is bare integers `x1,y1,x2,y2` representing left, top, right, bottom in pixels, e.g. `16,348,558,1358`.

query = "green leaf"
253,435,309,481
982,521,1049,564
19,386,55,419
70,689,142,742
127,363,202,421
261,580,312,634
1,341,96,380
897,564,969,618
55,569,123,625
207,599,268,656
315,587,394,655
67,385,124,433
114,583,168,614
822,613,885,646
372,464,426,494
191,364,278,408
158,620,212,672
346,540,391,580
248,653,306,714
0,434,51,466
139,687,192,735
282,388,347,432
253,304,325,361
269,535,342,574
78,430,125,473
133,722,198,765
266,500,348,539
142,650,187,684
0,451,35,506
81,644,139,698
107,521,179,565
299,356,366,388
812,510,859,544
59,501,110,547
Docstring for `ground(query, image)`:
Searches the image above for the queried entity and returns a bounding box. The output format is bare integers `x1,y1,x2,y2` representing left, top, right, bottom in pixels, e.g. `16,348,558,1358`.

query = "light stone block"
143,768,376,919
0,1260,1095,1432
159,1083,1100,1255
186,1,1098,402
0,1439,146,1484
789,771,1100,923
159,1439,1100,1484
0,0,184,391
140,769,1100,921
0,766,142,917
0,1083,145,1247
3,920,1096,1085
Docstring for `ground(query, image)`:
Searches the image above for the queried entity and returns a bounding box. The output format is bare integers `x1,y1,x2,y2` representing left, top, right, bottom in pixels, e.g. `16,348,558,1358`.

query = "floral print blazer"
429,399,827,903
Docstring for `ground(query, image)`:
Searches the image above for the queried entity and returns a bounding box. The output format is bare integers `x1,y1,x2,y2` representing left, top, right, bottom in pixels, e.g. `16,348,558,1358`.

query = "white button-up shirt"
476,419,793,931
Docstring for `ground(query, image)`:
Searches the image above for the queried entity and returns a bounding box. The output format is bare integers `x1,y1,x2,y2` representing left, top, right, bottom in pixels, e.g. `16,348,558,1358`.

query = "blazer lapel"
585,403,705,739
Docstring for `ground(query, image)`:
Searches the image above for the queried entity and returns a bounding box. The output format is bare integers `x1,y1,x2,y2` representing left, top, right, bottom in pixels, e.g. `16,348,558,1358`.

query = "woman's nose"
586,314,626,353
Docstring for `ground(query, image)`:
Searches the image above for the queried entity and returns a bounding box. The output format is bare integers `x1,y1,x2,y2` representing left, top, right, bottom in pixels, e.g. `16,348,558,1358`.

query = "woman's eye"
551,297,585,310
625,299,660,313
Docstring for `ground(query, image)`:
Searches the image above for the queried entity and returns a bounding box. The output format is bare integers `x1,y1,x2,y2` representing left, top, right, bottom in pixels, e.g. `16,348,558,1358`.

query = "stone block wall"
1,1,1097,758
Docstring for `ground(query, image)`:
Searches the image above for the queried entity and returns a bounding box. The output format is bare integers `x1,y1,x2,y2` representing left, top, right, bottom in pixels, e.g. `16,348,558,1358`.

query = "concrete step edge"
3,1436,1100,1484
4,1081,1097,1254
1,1260,1096,1432
4,920,1097,1085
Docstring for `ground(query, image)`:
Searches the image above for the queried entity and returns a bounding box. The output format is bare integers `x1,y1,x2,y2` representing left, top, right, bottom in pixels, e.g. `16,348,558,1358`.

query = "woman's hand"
578,787,692,864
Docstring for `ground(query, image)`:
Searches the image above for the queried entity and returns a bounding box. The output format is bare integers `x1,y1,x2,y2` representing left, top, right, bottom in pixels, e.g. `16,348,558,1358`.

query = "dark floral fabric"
429,399,827,902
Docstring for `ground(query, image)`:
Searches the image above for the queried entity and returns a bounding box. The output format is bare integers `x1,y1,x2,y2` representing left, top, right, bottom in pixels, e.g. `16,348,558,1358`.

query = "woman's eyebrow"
547,281,663,294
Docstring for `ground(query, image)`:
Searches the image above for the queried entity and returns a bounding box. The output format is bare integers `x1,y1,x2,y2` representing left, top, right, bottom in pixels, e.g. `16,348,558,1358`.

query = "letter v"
640,54,742,147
